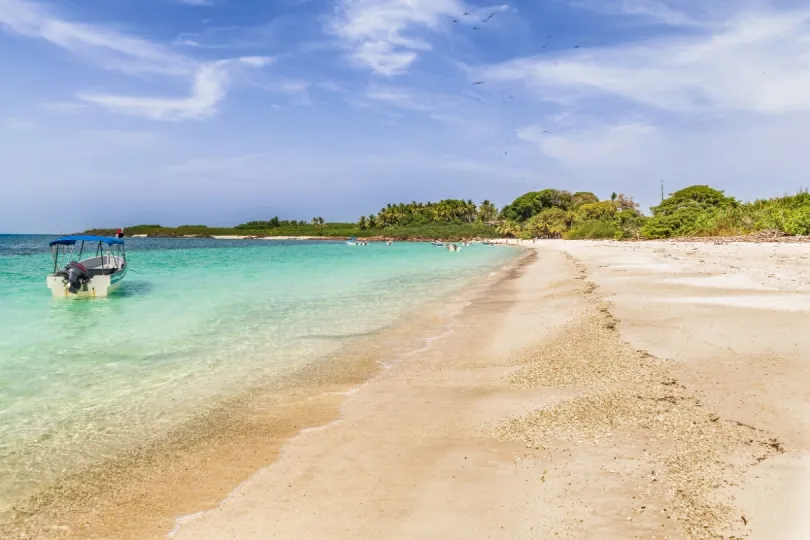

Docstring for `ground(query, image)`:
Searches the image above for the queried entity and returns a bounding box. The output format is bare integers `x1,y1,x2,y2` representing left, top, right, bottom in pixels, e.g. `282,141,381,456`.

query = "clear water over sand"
0,235,516,513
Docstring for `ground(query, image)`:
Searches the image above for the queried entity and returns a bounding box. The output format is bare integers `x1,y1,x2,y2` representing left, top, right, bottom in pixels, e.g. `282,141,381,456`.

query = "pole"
660,179,664,202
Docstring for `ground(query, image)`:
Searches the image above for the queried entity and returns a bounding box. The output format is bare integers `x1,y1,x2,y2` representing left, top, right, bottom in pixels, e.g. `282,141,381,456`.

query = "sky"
1,0,808,233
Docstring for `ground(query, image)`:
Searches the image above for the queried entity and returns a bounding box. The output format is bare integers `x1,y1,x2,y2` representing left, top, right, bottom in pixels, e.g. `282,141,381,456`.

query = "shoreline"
170,240,809,540
0,250,526,540
6,240,809,538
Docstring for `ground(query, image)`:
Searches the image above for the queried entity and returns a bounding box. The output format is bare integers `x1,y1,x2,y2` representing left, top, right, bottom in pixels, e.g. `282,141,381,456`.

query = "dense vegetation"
641,186,810,238
86,187,810,241
361,199,499,229
495,190,645,240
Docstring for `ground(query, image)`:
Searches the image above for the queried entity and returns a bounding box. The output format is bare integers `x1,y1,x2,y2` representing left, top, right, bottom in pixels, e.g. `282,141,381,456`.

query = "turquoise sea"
0,235,516,513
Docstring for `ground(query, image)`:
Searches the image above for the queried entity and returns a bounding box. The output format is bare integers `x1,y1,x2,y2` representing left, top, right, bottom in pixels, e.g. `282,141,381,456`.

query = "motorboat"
46,235,127,297
346,237,358,246
431,241,445,247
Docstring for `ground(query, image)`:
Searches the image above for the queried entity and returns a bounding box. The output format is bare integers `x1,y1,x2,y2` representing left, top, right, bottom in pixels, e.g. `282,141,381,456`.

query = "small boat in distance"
346,237,358,246
46,235,127,297
431,241,445,247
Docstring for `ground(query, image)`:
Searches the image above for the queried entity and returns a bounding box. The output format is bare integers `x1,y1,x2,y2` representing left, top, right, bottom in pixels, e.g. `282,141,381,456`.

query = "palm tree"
478,200,498,222
358,216,367,230
367,214,377,228
496,220,520,239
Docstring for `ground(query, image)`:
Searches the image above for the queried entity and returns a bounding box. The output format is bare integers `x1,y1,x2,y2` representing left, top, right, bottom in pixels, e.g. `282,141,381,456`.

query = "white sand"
169,240,810,540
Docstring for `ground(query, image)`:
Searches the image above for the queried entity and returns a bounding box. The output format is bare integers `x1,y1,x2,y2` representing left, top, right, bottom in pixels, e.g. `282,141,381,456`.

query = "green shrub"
651,185,736,216
576,201,616,222
523,208,569,238
565,220,623,239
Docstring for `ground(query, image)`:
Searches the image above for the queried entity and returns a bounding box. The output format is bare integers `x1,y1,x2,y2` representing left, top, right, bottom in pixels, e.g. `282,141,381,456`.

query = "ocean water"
0,235,516,512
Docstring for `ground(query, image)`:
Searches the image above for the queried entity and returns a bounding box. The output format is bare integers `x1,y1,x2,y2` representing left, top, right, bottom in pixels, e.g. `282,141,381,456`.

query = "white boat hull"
46,268,126,298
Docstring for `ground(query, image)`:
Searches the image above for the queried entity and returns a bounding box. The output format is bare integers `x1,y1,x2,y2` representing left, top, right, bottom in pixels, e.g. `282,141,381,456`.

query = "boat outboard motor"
61,261,91,293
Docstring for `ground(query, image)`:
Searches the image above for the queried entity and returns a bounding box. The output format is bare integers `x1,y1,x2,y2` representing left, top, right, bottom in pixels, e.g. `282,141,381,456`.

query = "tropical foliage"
362,199,498,228
497,189,645,240
86,185,810,241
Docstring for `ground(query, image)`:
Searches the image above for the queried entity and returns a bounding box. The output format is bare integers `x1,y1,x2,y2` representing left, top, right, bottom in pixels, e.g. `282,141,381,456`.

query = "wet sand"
1,264,511,540
170,240,810,540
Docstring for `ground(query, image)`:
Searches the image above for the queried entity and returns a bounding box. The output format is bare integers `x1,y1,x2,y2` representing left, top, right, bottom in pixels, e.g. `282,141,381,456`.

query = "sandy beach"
7,240,809,539
162,239,810,540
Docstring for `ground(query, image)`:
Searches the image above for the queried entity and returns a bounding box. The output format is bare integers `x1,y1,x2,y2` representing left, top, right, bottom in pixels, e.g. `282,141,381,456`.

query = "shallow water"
0,235,516,512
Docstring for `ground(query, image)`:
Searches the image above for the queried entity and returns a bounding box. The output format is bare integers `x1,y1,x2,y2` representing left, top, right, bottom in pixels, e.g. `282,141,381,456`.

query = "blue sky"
1,0,808,233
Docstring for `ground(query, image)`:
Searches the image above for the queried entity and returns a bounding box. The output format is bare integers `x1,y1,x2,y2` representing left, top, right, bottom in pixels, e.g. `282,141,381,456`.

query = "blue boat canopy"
49,235,124,247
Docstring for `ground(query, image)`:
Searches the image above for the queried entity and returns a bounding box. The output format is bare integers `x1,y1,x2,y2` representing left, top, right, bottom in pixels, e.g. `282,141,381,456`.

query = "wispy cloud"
174,0,214,6
517,122,663,170
0,0,190,76
0,0,276,121
80,57,272,120
327,0,472,75
566,0,707,27
173,22,284,50
483,8,810,115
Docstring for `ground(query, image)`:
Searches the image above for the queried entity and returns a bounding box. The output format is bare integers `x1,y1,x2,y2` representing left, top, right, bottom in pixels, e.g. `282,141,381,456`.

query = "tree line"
358,199,499,229
492,185,810,240
90,185,810,240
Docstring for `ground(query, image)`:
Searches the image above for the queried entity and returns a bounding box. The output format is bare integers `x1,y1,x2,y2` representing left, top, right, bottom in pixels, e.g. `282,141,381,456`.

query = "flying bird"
452,19,458,22
473,81,485,85
542,45,547,49
482,12,497,22
574,45,580,49
472,26,479,29
463,12,469,15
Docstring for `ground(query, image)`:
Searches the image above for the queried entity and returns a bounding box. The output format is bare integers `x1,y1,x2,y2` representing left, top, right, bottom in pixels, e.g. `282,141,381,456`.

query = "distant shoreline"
126,234,501,242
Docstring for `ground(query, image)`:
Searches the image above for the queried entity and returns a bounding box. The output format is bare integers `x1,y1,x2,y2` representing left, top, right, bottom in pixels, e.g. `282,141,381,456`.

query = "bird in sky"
473,81,485,85
574,45,580,49
463,12,469,15
482,12,497,22
452,19,458,23
472,26,479,29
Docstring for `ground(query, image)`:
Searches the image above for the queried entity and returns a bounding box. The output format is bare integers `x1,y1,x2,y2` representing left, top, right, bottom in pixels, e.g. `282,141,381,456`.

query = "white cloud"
483,8,810,115
517,122,663,170
0,1,274,121
567,0,708,27
328,0,473,75
79,57,272,120
0,0,190,75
